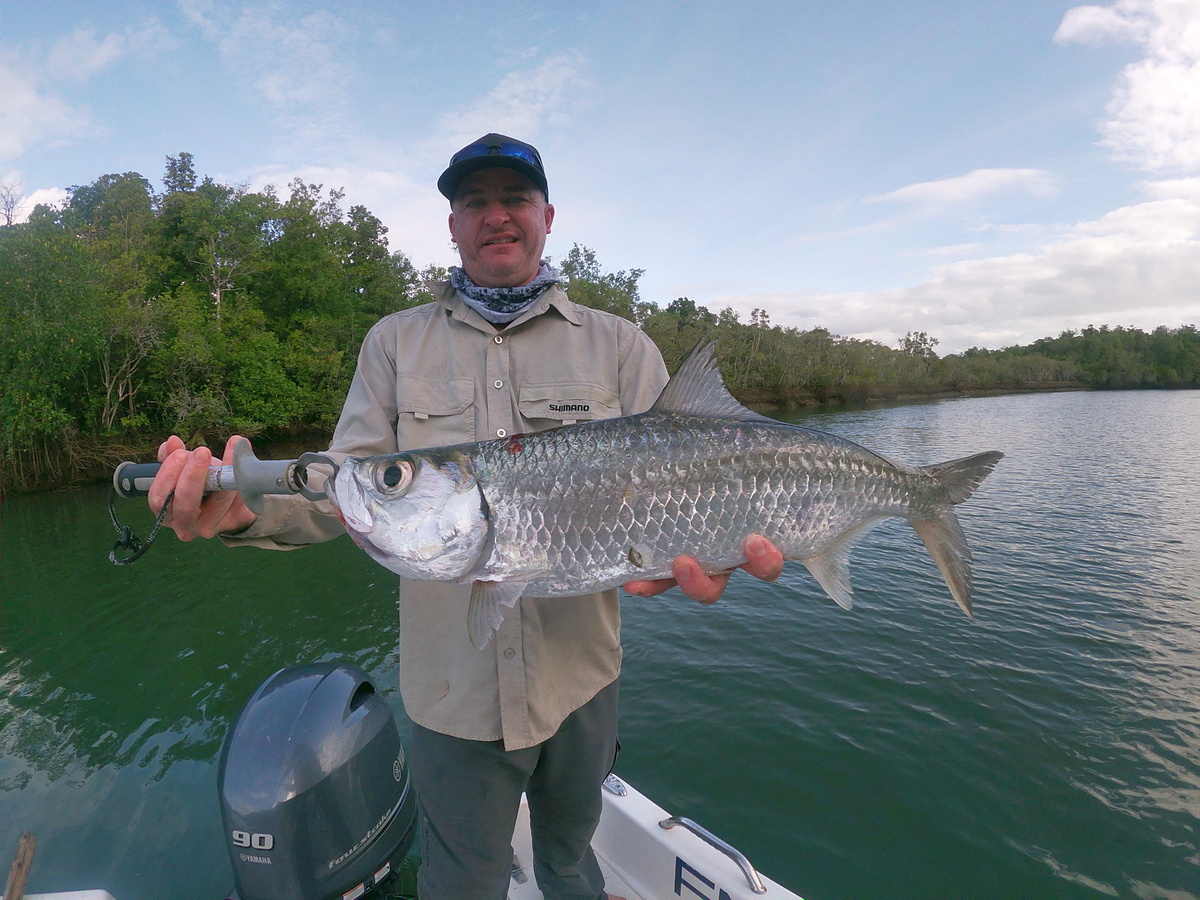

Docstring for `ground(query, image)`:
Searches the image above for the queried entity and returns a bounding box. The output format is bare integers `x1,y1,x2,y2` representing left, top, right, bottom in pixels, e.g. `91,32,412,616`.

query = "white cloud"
0,60,89,164
0,20,166,166
48,29,128,82
183,1,356,131
429,52,591,153
19,187,70,220
45,22,169,83
722,189,1200,352
1141,174,1200,198
241,161,454,267
0,171,69,223
234,10,353,111
866,168,1058,207
1056,0,1200,173
712,2,1200,353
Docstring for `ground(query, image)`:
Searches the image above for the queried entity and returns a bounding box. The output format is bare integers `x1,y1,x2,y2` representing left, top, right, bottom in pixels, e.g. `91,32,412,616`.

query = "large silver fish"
327,340,1003,648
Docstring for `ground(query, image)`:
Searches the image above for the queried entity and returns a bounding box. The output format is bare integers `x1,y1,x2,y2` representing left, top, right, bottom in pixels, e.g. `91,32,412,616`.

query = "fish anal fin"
467,580,529,649
800,516,889,610
802,546,855,610
910,514,974,616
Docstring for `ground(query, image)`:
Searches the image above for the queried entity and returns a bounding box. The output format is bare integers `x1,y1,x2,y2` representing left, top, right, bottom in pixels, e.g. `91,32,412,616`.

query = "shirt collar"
432,281,583,330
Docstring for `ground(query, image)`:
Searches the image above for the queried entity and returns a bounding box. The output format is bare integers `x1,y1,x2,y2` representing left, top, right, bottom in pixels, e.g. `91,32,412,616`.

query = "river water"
2,389,1198,900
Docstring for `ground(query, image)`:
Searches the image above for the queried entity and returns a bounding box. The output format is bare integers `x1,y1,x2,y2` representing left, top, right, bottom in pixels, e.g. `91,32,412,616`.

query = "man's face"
449,168,554,288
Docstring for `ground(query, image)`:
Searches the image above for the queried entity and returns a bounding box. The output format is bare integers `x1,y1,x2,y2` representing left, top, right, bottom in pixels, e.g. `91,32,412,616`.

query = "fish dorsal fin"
651,338,774,421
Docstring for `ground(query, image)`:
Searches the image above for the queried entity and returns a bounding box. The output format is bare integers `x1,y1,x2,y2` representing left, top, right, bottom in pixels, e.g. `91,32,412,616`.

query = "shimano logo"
550,403,589,413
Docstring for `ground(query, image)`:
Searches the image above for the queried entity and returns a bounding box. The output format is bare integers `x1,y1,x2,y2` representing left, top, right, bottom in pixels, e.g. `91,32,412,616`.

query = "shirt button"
503,647,516,659
493,379,503,389
497,428,507,438
494,335,503,344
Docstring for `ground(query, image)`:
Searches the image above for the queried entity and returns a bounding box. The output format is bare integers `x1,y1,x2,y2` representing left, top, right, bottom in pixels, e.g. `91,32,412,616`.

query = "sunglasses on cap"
449,139,544,170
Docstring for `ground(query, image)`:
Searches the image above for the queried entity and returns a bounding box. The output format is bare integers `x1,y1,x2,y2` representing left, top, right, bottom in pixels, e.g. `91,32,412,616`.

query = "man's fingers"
165,447,215,540
157,434,186,464
672,556,730,605
622,577,676,597
743,534,784,582
148,446,189,515
195,489,243,540
221,434,249,466
624,536,784,603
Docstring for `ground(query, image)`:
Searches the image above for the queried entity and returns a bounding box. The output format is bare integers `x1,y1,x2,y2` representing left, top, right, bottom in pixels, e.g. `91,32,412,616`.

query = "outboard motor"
218,662,417,900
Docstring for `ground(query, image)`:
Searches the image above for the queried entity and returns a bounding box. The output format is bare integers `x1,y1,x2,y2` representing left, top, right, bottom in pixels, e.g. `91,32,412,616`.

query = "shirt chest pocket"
518,382,621,426
396,374,475,447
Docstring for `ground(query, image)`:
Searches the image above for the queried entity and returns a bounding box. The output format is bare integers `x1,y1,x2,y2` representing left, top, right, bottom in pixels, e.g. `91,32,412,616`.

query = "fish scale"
470,414,934,596
327,339,1003,648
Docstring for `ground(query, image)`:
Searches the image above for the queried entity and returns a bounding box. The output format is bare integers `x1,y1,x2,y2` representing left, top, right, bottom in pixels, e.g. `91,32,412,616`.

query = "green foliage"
223,305,302,432
1008,324,1200,387
0,156,423,489
0,215,108,486
559,244,653,324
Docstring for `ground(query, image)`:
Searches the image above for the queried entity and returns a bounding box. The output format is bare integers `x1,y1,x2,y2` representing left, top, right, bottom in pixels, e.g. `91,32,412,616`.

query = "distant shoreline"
1,381,1126,496
745,379,1092,412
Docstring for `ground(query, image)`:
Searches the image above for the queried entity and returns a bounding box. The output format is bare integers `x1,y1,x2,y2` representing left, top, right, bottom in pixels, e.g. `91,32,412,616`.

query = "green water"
2,390,1198,899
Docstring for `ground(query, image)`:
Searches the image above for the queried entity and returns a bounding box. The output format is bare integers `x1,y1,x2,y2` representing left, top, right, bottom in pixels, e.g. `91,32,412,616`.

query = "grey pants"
411,679,619,900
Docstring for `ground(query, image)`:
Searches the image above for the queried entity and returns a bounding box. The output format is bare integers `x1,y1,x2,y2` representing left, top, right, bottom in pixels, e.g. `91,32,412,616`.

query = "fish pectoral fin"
467,580,530,650
801,545,855,610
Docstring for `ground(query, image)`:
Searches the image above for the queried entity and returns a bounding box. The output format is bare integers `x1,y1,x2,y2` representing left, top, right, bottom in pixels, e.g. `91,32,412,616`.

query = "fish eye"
373,459,413,495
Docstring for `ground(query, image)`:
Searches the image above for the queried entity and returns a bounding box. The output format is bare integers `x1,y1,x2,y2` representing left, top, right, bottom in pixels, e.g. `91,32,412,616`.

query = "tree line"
1,156,1195,491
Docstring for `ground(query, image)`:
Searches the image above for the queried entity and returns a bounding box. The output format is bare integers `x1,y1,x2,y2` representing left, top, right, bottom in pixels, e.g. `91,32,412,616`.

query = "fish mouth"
326,464,376,533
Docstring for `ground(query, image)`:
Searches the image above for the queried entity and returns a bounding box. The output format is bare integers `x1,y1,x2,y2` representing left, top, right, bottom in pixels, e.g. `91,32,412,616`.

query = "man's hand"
623,534,784,605
150,434,259,541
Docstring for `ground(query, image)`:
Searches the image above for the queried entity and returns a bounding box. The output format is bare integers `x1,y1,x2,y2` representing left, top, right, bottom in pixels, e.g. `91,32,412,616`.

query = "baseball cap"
437,133,549,201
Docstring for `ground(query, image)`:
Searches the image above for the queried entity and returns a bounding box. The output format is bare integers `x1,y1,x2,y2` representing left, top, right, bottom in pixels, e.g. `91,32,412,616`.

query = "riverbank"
745,378,1090,411
2,380,1098,496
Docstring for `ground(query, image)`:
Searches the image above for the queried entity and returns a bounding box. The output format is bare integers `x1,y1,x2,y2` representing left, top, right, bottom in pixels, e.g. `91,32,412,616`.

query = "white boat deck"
508,775,802,900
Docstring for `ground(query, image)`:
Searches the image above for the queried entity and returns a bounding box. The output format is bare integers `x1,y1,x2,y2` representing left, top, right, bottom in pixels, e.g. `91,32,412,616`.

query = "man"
150,134,783,900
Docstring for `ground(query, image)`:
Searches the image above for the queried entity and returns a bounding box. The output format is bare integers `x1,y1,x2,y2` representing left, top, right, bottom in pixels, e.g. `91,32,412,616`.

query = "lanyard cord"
108,485,174,565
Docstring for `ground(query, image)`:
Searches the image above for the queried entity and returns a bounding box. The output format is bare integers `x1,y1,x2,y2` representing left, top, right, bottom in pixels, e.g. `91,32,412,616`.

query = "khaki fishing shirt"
225,282,668,750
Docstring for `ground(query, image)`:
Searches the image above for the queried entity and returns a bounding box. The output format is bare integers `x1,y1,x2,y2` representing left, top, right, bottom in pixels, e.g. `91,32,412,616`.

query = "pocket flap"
397,374,474,417
518,382,620,421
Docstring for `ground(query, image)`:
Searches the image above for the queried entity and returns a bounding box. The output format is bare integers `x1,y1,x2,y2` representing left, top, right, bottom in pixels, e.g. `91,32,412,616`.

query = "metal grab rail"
658,815,768,894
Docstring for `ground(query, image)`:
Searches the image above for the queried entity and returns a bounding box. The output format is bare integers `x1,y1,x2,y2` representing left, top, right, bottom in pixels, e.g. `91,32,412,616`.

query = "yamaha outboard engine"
218,662,417,900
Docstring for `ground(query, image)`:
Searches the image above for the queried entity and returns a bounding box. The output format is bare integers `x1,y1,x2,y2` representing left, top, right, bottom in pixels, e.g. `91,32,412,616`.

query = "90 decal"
232,830,275,851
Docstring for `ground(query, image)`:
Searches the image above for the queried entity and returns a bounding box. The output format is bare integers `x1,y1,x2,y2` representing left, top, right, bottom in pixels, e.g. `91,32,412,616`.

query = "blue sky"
3,0,1199,352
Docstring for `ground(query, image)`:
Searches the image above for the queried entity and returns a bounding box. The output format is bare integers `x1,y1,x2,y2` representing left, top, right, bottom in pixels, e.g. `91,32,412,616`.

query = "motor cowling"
218,662,417,900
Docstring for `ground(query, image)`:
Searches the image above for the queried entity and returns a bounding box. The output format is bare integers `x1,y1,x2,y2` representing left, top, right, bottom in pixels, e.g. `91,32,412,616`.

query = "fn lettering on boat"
674,856,733,900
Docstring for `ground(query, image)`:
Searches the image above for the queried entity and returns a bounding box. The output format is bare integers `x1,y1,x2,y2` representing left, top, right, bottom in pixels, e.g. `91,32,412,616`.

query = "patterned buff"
449,260,562,324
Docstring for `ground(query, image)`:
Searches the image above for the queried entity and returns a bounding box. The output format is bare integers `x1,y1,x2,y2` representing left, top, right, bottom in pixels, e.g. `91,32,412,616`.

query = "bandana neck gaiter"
449,260,562,325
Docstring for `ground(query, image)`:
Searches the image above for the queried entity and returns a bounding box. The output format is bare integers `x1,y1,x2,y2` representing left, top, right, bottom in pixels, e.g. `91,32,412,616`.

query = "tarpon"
327,340,1003,648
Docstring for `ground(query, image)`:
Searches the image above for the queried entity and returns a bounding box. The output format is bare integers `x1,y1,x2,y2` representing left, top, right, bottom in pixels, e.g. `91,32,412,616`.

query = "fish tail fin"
910,449,1004,616
910,513,974,616
920,450,1004,504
